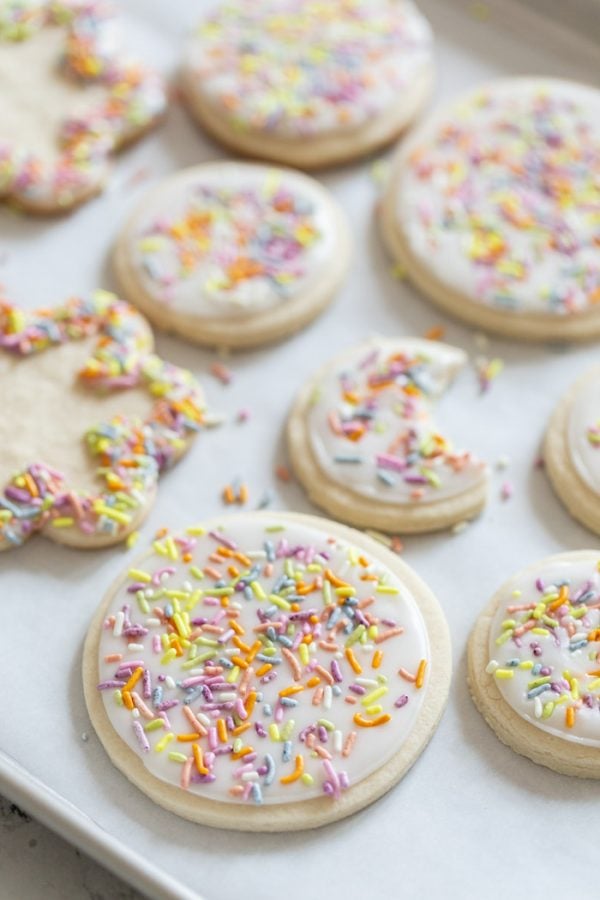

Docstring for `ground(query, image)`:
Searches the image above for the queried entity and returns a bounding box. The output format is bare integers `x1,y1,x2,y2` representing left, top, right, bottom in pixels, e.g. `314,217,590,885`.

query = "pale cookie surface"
114,162,351,349
83,511,451,830
0,292,208,550
544,366,600,536
287,337,488,533
0,0,166,212
180,0,434,168
380,78,600,341
469,551,600,777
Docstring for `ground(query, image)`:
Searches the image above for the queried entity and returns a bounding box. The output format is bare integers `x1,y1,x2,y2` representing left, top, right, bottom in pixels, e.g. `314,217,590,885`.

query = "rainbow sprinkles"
90,515,431,814
0,292,207,550
0,0,166,210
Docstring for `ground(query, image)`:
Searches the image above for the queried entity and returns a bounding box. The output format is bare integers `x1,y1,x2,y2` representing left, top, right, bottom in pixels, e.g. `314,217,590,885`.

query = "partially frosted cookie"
113,162,351,349
545,367,600,536
469,551,600,777
180,0,433,169
0,0,166,213
380,78,600,341
0,292,208,550
288,338,488,533
83,512,451,829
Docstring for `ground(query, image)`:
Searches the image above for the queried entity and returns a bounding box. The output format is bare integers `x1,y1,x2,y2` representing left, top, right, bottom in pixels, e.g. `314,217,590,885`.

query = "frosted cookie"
0,0,166,213
380,78,600,341
544,367,600,536
113,162,351,349
287,337,488,533
180,0,433,169
469,551,600,778
0,292,208,550
83,511,451,830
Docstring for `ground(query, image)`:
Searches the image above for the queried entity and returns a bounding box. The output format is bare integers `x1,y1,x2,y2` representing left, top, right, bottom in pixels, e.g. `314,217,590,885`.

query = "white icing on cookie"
488,552,600,747
306,338,486,505
125,164,340,319
568,376,600,496
184,0,433,139
395,79,600,316
96,516,430,805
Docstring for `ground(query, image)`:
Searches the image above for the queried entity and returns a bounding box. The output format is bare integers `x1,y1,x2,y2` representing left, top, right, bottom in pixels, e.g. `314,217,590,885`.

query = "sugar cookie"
83,511,451,829
0,0,166,213
0,292,208,550
287,337,488,533
544,366,600,535
380,78,600,341
180,0,434,169
469,551,600,777
113,162,351,349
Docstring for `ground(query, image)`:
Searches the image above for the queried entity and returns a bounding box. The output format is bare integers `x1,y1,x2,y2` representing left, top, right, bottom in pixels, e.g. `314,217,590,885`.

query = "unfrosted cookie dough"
287,337,488,533
380,78,600,341
545,366,600,535
0,0,166,212
469,551,600,777
0,292,208,550
180,0,434,169
83,511,451,830
113,162,351,349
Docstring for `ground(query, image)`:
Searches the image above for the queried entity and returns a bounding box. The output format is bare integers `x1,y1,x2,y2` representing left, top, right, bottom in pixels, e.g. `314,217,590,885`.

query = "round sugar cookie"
113,162,351,349
544,366,600,536
380,78,600,341
469,551,600,778
0,0,166,213
180,0,434,169
83,511,451,830
287,337,488,533
0,292,208,550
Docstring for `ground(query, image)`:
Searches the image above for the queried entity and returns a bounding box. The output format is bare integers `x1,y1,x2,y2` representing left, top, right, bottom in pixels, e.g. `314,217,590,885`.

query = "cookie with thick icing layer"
545,367,600,536
287,337,488,533
469,551,600,777
0,292,208,550
0,0,166,213
83,511,451,830
180,0,434,169
113,162,351,349
380,78,600,341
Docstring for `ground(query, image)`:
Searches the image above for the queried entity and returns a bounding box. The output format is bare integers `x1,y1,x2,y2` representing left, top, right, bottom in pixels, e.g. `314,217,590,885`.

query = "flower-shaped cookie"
0,0,166,212
0,291,208,550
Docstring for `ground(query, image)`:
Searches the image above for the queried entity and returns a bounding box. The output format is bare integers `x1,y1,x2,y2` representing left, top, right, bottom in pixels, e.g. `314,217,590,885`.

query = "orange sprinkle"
122,690,134,710
231,655,248,669
324,568,350,589
424,325,446,341
342,731,357,757
217,718,228,743
314,665,334,685
244,691,257,717
246,641,261,663
176,733,201,742
229,618,244,636
279,685,305,698
372,650,383,670
256,663,272,677
275,465,292,482
345,648,362,675
232,746,255,760
282,647,302,680
104,653,122,663
566,707,576,729
182,705,207,736
234,551,252,567
415,659,427,689
121,666,144,694
232,722,252,737
353,713,391,728
233,636,251,653
280,754,304,784
305,676,321,688
239,484,249,504
192,743,209,775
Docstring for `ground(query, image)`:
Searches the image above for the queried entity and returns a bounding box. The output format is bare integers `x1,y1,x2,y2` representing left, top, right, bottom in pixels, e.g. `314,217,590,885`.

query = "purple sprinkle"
395,694,409,708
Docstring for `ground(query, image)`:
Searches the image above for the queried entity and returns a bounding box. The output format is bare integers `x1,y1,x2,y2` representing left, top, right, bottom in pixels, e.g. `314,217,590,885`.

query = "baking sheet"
1,1,600,898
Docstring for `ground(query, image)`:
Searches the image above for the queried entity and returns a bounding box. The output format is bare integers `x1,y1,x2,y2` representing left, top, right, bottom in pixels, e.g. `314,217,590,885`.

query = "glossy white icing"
126,164,339,318
306,338,486,505
96,516,430,805
184,0,433,138
395,79,600,316
488,552,600,746
567,374,600,495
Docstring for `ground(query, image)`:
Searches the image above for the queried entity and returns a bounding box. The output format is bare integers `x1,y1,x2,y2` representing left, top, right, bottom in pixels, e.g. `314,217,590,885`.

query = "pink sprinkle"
501,481,514,501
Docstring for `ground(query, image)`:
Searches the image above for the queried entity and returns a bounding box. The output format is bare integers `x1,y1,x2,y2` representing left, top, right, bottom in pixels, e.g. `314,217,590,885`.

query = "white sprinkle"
113,611,124,638
324,686,332,709
165,676,176,689
485,660,499,674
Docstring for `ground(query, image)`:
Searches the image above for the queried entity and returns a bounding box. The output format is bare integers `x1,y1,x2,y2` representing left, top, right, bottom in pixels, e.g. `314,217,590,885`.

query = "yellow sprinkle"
126,531,140,549
161,648,177,665
128,568,151,583
168,752,188,763
268,723,281,742
494,669,515,679
299,643,309,666
154,733,175,753
51,517,75,528
250,580,266,600
227,666,240,684
361,685,388,706
144,719,164,732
